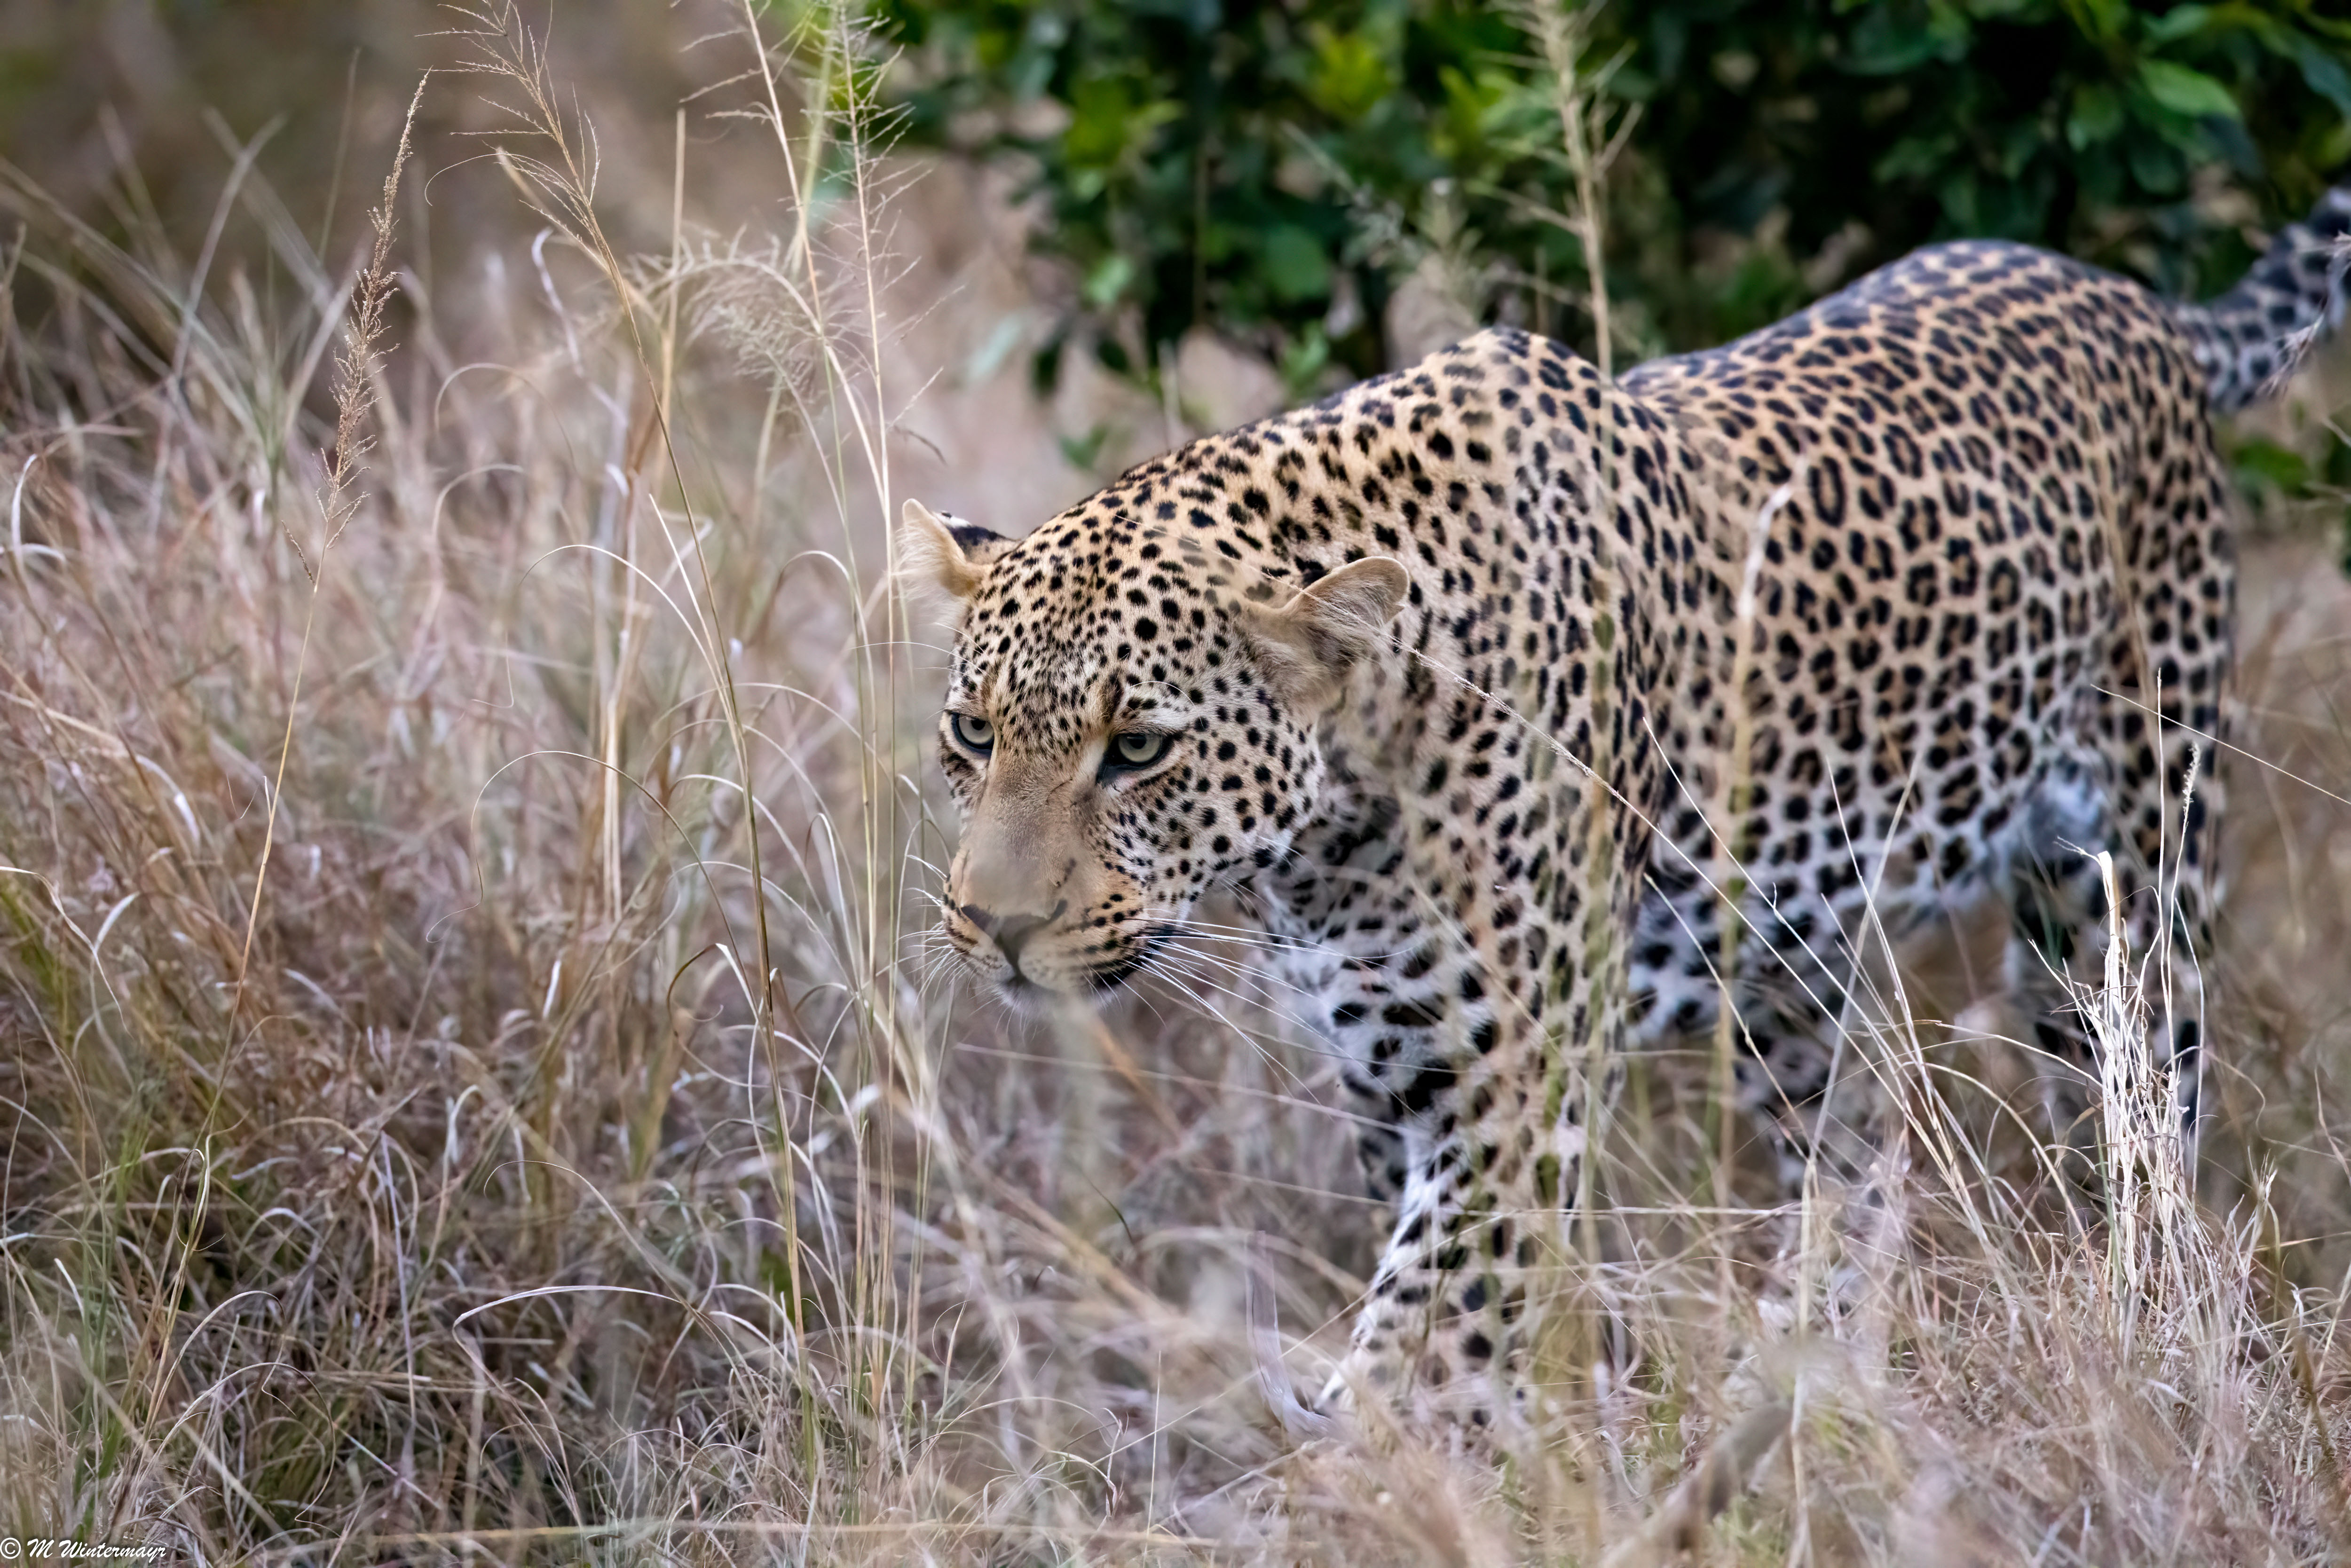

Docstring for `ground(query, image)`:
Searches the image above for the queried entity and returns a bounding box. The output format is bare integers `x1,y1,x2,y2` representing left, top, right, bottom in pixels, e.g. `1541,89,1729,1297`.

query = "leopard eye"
950,712,995,753
1105,731,1169,772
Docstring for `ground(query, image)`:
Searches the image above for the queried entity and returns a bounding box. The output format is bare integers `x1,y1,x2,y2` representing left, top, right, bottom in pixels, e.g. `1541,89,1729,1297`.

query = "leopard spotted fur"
907,187,2351,1420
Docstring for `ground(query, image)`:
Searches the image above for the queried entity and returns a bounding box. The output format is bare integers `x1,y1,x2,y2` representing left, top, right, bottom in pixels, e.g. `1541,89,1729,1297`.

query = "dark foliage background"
884,0,2351,395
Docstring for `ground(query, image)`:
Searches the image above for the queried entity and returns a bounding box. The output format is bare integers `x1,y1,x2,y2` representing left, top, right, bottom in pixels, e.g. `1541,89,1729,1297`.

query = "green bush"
882,0,2351,389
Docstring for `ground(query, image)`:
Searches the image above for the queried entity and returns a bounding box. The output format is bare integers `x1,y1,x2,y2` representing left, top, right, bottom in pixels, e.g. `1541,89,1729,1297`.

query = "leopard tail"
2171,184,2351,411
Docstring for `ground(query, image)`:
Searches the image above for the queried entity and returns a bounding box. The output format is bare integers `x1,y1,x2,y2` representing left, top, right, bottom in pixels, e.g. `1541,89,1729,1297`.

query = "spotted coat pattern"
915,199,2350,1421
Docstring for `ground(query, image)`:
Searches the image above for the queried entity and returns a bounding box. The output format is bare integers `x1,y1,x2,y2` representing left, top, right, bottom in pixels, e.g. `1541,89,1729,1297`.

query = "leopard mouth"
1083,926,1174,994
943,915,1176,1004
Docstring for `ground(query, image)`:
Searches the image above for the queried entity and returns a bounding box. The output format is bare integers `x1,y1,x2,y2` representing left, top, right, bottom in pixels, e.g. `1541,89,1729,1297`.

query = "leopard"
904,183,2351,1425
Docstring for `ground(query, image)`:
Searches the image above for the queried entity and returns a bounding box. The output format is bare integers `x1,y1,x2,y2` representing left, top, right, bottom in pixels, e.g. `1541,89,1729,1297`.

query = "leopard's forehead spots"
947,508,1278,747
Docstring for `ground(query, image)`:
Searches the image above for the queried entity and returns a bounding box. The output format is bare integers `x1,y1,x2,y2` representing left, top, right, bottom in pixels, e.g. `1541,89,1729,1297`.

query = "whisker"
1125,951,1347,1094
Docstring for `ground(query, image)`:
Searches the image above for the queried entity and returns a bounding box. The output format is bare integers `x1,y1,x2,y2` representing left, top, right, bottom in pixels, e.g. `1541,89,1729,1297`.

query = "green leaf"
2141,5,2211,46
2138,58,2241,120
2067,0,2131,42
1304,26,1395,121
1279,322,1333,400
1261,226,1333,304
2288,34,2351,118
2067,83,2124,149
1058,423,1112,473
1873,131,1957,183
2129,134,2185,193
1082,252,1136,309
1848,2,1957,75
1064,76,1177,171
2232,439,2311,492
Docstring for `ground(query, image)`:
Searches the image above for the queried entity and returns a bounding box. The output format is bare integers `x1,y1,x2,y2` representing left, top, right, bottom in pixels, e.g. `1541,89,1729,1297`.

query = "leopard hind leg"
1996,737,2213,1211
1630,868,1883,1229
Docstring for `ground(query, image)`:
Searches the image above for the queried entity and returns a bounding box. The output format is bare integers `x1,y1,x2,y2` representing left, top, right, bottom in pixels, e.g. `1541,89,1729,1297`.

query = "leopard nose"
958,899,1068,969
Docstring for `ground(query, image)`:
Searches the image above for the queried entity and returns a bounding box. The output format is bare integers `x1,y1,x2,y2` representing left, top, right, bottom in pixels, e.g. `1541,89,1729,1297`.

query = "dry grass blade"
229,78,426,1054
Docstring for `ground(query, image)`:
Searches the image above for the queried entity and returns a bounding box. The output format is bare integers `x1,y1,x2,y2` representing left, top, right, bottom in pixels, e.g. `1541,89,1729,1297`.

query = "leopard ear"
898,498,1012,609
1239,556,1410,706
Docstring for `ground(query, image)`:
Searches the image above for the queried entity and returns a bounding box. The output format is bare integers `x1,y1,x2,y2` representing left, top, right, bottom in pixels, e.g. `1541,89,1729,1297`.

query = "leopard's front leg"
1260,788,1578,1418
1318,996,1608,1425
1262,671,1651,1427
1256,763,1430,1206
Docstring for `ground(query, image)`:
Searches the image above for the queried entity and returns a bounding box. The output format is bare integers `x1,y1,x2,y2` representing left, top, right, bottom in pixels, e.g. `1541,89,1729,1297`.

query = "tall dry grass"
1,4,2349,1563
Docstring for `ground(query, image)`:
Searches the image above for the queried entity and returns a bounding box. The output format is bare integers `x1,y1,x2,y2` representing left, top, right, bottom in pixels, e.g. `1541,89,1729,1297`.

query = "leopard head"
900,496,1406,1006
